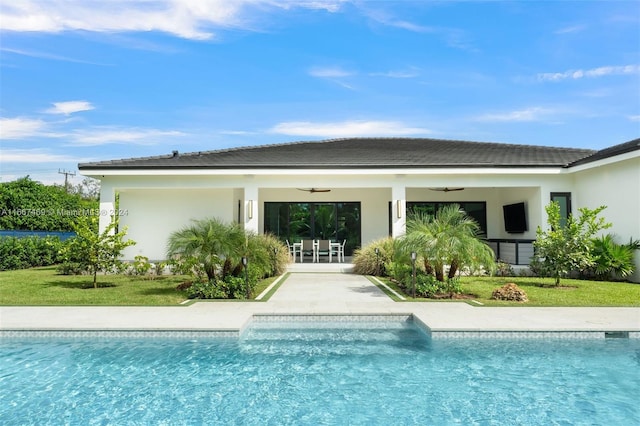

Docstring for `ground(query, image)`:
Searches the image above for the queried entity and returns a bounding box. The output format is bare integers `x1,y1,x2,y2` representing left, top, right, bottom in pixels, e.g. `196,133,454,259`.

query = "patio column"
98,183,115,234
391,185,406,238
244,185,259,233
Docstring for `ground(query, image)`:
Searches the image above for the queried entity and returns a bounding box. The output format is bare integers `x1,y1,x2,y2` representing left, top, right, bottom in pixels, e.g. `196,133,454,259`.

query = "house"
78,137,640,282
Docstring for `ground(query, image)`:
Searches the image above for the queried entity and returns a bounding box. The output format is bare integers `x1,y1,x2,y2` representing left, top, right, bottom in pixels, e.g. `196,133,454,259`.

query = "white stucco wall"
89,161,639,281
118,188,235,260
572,156,640,282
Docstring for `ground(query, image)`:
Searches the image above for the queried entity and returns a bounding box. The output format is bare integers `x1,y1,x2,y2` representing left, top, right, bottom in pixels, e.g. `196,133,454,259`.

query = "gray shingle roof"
78,137,606,170
566,138,639,167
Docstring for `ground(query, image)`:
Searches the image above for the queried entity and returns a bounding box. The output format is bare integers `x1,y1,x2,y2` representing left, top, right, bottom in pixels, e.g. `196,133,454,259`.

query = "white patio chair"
331,239,346,263
317,239,330,262
301,239,315,263
286,240,299,261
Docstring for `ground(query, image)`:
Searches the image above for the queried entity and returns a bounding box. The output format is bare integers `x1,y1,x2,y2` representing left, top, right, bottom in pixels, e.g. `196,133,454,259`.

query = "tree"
0,176,98,231
62,215,136,288
533,202,611,286
166,218,246,282
401,204,495,282
70,177,100,201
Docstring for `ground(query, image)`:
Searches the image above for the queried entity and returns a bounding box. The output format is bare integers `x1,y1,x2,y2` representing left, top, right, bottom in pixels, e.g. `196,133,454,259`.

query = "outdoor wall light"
247,200,254,219
396,200,402,218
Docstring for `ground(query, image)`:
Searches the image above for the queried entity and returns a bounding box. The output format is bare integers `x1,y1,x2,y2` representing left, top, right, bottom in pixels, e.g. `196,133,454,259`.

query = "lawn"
376,275,640,307
0,266,283,306
0,266,192,305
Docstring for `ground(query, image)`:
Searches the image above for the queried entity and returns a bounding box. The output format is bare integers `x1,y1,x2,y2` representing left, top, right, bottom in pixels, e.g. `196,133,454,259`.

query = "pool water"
1,322,639,425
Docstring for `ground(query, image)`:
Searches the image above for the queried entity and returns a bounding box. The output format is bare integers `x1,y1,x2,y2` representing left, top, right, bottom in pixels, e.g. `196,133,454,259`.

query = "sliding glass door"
264,202,360,255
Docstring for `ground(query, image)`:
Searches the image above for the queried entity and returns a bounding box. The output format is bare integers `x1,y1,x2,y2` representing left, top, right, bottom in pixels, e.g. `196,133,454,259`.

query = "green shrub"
398,273,462,298
495,261,514,277
132,255,152,275
184,275,255,300
57,261,85,275
588,235,637,280
187,279,226,299
0,236,64,271
387,261,413,283
352,237,395,275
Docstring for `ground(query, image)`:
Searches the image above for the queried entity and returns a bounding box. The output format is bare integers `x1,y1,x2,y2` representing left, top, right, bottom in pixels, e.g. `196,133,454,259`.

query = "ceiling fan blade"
429,187,465,192
297,188,331,193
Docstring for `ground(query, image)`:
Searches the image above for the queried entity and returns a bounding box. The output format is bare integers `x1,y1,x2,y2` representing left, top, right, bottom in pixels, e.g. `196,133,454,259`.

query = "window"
550,192,572,227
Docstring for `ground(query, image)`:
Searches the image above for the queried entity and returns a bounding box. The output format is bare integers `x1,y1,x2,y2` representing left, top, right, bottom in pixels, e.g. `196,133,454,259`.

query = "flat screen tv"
503,202,527,233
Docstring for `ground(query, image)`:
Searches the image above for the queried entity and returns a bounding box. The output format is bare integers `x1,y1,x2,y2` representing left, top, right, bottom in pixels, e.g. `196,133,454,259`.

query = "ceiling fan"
297,188,331,193
428,187,465,192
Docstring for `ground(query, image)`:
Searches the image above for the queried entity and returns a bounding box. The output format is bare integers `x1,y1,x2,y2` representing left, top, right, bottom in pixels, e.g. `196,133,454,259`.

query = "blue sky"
1,0,639,185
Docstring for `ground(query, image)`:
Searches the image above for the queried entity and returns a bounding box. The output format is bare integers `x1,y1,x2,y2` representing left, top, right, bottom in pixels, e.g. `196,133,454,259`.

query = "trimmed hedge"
0,236,64,271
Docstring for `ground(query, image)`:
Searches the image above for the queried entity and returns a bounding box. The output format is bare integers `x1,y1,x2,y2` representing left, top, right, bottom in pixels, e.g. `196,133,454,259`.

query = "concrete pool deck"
1,268,639,336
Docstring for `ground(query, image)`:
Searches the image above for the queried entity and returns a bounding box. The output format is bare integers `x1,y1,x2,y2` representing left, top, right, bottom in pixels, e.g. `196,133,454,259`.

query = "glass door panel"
313,203,337,240
264,201,361,255
289,203,311,242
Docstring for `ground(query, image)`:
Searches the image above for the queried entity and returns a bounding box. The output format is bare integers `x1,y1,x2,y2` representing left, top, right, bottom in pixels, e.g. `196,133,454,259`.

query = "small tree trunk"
93,270,98,289
423,260,434,275
448,260,458,279
205,264,216,281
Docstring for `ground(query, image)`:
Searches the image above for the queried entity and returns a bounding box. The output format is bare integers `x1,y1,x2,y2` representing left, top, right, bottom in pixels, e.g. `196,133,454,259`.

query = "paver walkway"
268,273,391,309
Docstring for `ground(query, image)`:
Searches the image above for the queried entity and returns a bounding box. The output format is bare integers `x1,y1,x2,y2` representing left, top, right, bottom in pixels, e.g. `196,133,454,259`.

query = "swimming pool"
1,320,638,425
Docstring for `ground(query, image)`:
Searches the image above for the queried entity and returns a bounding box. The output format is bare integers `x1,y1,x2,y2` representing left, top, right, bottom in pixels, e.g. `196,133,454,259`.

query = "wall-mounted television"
503,202,527,233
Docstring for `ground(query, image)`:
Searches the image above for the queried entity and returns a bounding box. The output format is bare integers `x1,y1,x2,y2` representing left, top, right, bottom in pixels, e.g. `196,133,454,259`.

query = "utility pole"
58,169,76,193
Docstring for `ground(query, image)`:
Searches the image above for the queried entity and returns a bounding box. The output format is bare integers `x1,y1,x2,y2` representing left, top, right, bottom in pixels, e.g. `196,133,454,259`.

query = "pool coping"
2,313,638,340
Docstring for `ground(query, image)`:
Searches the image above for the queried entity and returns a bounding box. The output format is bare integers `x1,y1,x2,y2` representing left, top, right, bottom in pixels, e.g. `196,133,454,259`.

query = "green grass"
0,266,192,305
0,266,283,306
374,276,640,306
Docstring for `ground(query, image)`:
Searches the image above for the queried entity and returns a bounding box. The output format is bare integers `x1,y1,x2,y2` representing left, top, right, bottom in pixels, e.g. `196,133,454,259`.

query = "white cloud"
219,130,256,135
0,47,112,65
308,66,354,78
474,107,553,122
45,101,95,115
0,0,348,40
0,148,86,164
537,65,640,82
270,120,431,137
0,0,244,40
0,117,47,139
362,8,473,51
269,1,346,13
68,127,186,146
370,68,420,78
554,24,587,34
0,112,184,145
629,115,640,122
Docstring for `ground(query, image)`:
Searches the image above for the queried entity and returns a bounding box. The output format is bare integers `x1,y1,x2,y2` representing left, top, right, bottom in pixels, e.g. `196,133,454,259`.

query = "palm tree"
590,234,637,280
401,204,495,282
166,218,246,281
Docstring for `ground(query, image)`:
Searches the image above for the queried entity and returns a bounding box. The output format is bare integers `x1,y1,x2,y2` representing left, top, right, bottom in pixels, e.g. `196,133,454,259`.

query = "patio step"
286,261,354,273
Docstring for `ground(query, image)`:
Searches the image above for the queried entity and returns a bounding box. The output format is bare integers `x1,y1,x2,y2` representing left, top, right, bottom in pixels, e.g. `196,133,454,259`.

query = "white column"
391,184,406,238
98,183,115,234
244,185,259,233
